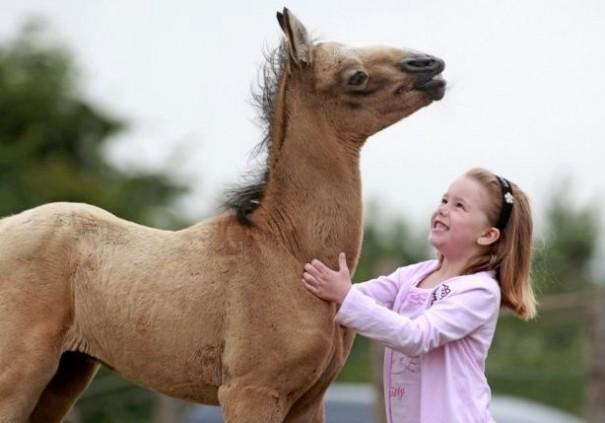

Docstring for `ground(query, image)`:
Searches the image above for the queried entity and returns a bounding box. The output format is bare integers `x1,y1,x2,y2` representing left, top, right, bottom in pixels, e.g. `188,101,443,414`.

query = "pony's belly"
99,344,222,404
69,314,224,404
137,375,220,404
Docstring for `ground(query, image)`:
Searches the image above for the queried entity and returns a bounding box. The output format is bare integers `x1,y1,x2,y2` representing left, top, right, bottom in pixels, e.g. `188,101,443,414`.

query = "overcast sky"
1,1,604,265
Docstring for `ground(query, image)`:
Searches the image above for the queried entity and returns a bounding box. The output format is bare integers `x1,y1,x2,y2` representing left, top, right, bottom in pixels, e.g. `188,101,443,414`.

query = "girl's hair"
461,168,537,320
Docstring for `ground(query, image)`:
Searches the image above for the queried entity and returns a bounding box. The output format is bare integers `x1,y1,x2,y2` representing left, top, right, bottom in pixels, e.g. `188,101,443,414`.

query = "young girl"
302,168,536,423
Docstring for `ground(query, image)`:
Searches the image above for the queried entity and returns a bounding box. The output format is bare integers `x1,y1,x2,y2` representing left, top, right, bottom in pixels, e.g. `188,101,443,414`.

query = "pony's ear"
276,8,311,68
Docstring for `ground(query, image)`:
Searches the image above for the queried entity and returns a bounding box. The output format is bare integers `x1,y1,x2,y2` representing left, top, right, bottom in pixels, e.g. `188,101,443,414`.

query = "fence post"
65,407,82,423
588,287,605,423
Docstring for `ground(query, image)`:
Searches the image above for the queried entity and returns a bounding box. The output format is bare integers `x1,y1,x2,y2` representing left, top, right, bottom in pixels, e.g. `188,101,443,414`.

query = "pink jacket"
335,260,500,423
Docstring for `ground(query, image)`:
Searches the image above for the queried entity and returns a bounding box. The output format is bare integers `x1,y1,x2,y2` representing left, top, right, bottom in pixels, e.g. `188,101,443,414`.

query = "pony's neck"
254,93,365,268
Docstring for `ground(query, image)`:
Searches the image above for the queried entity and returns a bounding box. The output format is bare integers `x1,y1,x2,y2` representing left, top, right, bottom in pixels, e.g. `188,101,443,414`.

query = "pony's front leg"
0,332,61,423
283,398,325,423
218,382,290,423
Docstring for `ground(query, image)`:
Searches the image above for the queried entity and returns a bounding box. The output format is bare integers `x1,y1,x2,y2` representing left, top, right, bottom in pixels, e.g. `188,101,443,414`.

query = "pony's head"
225,9,446,225
277,8,446,141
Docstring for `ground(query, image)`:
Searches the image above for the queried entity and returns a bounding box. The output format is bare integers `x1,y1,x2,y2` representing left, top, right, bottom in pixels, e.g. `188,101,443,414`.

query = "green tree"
488,184,600,417
353,204,431,282
0,21,186,225
0,22,188,422
533,181,599,295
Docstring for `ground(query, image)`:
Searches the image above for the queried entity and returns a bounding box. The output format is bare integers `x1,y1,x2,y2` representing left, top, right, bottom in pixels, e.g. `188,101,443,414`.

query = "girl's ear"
477,227,501,246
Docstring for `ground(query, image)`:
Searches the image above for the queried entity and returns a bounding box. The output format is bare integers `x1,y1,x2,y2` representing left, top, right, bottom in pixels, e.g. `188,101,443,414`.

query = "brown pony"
0,8,445,423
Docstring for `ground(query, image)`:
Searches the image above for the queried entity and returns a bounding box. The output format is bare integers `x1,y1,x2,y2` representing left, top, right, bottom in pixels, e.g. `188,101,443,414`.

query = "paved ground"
183,402,371,423
182,385,373,423
181,384,584,423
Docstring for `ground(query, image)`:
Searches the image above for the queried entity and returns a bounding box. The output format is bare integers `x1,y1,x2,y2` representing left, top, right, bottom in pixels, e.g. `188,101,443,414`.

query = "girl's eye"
441,198,447,204
456,202,465,210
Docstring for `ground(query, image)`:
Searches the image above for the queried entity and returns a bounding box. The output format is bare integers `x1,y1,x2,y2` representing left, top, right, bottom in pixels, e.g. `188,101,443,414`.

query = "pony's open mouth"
414,76,446,101
394,75,446,100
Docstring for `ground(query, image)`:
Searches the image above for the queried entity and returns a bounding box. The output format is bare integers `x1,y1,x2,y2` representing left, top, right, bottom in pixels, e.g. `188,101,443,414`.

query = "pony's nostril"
410,59,435,68
399,55,444,74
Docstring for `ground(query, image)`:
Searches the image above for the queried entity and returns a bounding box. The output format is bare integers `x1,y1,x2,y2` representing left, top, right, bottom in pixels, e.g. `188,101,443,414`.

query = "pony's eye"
348,71,368,86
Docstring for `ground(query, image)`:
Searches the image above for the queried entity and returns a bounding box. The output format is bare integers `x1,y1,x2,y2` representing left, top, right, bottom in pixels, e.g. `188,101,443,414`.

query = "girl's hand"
302,252,352,304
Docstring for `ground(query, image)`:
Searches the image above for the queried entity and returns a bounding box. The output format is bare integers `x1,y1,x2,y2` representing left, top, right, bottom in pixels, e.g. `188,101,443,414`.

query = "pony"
0,8,445,423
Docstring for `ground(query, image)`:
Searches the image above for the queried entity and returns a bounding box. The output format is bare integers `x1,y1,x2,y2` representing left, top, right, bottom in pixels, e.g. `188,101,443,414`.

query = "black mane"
222,42,288,225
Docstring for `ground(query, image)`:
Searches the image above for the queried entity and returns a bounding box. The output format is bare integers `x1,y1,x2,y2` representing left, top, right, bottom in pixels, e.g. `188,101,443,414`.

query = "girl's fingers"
304,263,323,279
302,279,320,295
338,252,347,272
311,259,331,274
302,272,318,285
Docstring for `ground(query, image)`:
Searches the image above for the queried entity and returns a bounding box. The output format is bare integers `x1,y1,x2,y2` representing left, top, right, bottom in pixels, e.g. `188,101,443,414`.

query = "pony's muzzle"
399,54,446,100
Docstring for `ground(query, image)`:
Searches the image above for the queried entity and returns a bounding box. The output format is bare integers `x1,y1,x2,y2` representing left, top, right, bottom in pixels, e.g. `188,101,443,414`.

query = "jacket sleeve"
335,278,500,356
351,262,429,309
351,268,404,309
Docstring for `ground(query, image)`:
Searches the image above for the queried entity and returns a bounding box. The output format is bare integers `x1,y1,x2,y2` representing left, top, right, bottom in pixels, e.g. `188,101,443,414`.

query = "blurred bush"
0,21,188,422
0,20,187,226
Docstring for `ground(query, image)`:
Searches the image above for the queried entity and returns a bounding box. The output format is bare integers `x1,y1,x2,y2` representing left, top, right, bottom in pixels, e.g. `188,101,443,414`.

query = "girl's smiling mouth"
432,220,449,231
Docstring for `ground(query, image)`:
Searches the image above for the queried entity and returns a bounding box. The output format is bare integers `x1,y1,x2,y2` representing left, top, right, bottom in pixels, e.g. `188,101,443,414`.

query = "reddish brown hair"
462,168,537,320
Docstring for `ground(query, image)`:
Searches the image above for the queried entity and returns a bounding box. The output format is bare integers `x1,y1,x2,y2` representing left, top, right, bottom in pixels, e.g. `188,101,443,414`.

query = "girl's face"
429,176,495,261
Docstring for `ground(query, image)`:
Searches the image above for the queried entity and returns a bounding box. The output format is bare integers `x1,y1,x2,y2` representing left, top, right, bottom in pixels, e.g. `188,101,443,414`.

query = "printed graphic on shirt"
390,384,406,400
430,283,452,305
388,284,428,423
392,353,420,375
389,351,422,422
